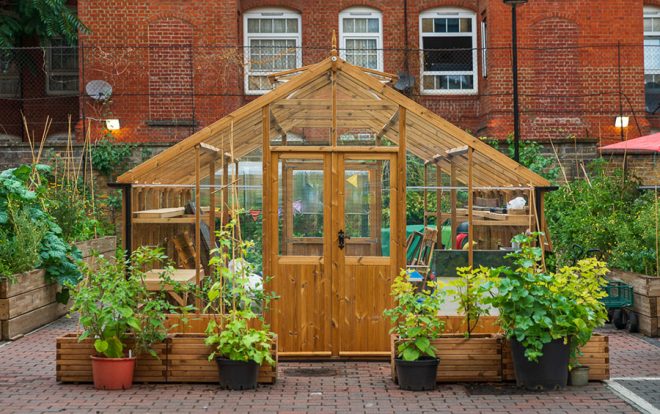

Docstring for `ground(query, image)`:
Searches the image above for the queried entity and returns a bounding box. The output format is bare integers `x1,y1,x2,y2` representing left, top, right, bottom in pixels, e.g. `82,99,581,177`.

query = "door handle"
338,229,351,249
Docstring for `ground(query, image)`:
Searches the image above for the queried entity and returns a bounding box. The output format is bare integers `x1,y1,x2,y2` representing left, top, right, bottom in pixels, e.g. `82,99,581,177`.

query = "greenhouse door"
268,151,398,357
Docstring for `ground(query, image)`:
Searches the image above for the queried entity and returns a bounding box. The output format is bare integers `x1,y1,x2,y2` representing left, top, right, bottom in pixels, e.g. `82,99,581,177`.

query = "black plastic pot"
215,357,259,390
395,357,439,391
510,338,570,390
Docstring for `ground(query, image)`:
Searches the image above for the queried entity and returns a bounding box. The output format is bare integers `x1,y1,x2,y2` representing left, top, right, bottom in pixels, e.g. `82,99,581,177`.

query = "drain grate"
283,368,339,377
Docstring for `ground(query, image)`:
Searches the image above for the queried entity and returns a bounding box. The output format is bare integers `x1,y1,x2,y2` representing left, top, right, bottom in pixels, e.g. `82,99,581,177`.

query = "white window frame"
644,7,660,91
339,7,383,72
46,38,79,96
243,8,302,95
0,53,20,98
481,19,487,78
419,8,478,95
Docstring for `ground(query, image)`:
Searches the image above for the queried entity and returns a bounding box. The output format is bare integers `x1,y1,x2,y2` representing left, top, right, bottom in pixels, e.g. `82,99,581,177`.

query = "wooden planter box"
502,334,610,381
56,333,168,383
56,333,278,385
0,237,116,340
391,334,503,383
0,269,67,340
168,334,277,384
609,269,660,337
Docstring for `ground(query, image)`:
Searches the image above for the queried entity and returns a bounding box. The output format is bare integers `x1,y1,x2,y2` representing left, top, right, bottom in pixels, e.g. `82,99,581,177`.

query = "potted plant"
68,247,177,390
481,233,609,390
554,258,609,386
384,269,446,391
204,219,276,390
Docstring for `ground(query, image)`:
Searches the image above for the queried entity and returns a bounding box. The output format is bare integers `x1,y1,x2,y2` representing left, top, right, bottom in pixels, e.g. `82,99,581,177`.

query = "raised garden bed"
0,236,116,340
56,333,278,384
502,334,609,381
391,334,503,383
390,329,610,383
608,269,660,337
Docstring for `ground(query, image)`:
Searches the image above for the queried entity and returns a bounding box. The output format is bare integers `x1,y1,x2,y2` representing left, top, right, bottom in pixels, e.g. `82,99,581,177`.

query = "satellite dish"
85,80,113,101
395,72,415,92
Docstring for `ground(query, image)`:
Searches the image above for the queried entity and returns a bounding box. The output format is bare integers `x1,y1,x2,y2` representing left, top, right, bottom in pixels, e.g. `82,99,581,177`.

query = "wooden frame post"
450,161,457,250
397,107,407,270
261,105,272,321
194,145,202,311
436,164,442,248
209,157,216,276
467,148,474,268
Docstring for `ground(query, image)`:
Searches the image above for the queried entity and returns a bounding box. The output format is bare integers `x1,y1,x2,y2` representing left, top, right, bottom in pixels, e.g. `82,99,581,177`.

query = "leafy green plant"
445,266,491,338
204,218,276,366
0,165,81,291
91,136,136,178
384,270,446,361
480,233,608,362
0,206,47,282
68,247,182,358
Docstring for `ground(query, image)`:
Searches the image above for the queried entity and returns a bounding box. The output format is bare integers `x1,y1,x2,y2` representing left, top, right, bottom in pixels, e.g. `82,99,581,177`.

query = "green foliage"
384,270,446,361
0,1,89,48
44,177,112,243
91,137,136,178
0,165,81,290
0,207,47,282
68,247,183,359
445,266,491,338
204,219,276,366
609,193,659,276
545,166,657,275
480,233,608,363
485,135,560,182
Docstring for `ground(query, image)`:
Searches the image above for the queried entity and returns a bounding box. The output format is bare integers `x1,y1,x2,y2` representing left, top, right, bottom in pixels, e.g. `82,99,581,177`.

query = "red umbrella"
600,133,660,153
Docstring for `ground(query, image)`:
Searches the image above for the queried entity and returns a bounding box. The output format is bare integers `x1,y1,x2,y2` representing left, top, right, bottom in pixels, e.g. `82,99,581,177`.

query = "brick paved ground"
0,317,657,414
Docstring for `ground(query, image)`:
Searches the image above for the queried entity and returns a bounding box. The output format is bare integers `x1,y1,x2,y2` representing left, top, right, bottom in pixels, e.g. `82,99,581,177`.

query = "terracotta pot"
90,356,136,390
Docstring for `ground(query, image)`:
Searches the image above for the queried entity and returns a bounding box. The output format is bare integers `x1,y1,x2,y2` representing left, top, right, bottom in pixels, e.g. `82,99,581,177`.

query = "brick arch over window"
526,17,584,138
147,17,194,126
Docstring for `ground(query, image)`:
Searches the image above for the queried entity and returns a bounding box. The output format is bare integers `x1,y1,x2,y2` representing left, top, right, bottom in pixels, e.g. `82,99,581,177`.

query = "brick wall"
2,0,650,146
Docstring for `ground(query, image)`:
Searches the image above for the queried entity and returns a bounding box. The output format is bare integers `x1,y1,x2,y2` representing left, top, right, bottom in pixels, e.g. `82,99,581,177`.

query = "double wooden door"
267,151,400,357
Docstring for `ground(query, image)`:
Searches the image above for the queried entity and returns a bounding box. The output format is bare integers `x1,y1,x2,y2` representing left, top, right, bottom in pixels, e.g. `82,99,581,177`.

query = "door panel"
336,154,397,354
269,151,399,356
271,261,331,353
270,154,332,354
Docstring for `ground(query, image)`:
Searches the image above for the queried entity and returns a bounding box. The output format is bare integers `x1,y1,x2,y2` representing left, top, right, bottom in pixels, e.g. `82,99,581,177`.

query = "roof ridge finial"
331,30,337,56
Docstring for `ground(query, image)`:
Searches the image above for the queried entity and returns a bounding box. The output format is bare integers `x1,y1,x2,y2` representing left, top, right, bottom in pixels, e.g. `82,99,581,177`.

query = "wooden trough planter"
56,333,278,385
609,269,660,337
391,334,503,383
500,334,610,382
391,315,610,384
0,235,116,340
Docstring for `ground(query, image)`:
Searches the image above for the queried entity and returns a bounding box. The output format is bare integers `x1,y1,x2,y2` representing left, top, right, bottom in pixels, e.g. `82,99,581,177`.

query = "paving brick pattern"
0,318,657,414
614,380,660,408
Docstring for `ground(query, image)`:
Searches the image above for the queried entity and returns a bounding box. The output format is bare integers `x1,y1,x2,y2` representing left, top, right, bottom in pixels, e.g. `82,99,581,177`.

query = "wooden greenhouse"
114,50,554,358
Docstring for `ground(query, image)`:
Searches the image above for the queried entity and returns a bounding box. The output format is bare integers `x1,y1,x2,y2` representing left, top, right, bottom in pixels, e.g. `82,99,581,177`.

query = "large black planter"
395,357,439,391
510,338,570,390
215,357,260,390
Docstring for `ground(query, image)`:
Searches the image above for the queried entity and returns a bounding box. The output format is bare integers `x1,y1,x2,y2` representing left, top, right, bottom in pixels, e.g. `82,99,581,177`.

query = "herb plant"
384,270,446,361
0,206,47,282
68,247,183,358
204,219,276,366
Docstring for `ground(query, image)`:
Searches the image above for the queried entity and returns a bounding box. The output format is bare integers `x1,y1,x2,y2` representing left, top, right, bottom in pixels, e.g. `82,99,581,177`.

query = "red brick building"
3,1,660,147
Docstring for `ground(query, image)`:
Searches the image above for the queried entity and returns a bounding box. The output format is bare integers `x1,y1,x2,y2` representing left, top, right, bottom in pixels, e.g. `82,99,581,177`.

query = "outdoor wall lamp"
105,119,121,130
503,0,528,162
614,116,630,128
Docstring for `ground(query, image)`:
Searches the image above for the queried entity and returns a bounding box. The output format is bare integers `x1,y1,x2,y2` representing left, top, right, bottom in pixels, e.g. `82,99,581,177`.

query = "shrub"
0,207,47,282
